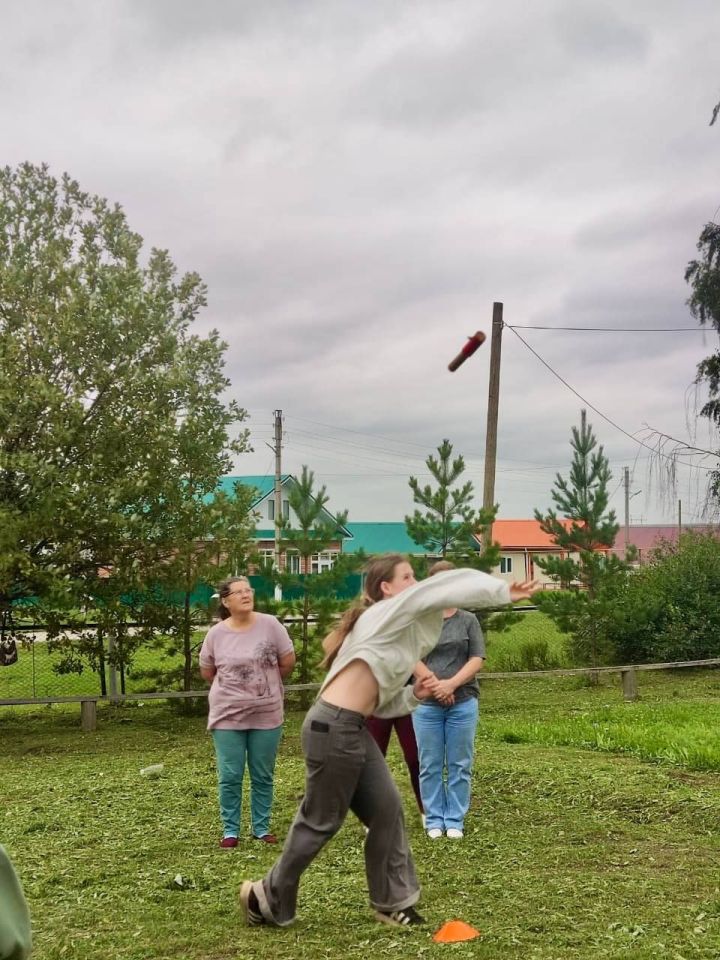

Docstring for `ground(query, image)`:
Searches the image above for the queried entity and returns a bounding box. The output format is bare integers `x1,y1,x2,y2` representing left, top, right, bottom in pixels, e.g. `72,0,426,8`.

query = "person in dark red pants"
365,712,424,817
322,640,451,823
365,665,454,821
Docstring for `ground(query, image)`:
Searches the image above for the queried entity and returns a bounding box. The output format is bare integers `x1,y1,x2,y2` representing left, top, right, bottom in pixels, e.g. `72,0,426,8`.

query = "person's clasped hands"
413,672,455,705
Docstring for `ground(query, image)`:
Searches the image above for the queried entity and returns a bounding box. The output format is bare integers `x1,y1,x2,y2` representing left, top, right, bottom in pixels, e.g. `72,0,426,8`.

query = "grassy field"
3,670,720,959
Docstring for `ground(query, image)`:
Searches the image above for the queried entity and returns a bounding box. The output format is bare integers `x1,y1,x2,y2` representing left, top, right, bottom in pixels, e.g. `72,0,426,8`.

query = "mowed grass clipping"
3,669,720,959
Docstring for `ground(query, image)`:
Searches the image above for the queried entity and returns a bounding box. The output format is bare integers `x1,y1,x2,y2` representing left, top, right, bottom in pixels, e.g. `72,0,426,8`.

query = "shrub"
604,532,720,663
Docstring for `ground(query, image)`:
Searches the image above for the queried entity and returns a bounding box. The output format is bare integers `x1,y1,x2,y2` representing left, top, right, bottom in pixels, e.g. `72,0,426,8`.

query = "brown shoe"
253,833,278,844
219,836,238,848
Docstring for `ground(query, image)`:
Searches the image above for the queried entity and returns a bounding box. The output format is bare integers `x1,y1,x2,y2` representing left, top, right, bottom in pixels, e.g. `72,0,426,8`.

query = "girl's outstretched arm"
352,568,514,642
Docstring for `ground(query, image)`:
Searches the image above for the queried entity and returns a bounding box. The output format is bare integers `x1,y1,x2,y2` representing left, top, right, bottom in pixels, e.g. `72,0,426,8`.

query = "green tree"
275,467,360,698
644,98,720,507
603,532,720,664
141,481,257,694
43,577,147,698
685,221,720,502
405,439,499,570
534,411,631,667
0,162,252,682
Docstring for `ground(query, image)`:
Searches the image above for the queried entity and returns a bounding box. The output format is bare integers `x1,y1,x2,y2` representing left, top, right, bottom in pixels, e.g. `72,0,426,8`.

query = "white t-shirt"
320,569,510,718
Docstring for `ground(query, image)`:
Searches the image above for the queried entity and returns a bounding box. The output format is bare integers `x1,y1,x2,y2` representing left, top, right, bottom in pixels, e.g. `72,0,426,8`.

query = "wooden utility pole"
624,466,630,549
273,409,283,573
482,302,504,523
678,499,682,542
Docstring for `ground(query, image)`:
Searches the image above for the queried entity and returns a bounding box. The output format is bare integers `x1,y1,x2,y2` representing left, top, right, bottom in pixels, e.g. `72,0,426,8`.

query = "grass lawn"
3,670,720,959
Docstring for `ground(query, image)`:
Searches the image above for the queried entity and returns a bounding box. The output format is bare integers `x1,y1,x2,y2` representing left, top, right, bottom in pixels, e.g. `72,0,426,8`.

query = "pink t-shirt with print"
199,614,294,731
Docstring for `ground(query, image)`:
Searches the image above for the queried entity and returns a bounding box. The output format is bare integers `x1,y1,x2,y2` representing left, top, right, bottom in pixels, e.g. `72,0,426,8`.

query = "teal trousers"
212,726,283,838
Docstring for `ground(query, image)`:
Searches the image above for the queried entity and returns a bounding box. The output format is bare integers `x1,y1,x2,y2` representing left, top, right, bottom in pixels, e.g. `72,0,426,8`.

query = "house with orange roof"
478,519,610,588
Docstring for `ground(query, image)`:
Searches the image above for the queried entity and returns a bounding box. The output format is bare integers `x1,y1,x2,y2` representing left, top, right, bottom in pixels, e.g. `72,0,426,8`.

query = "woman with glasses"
200,576,296,848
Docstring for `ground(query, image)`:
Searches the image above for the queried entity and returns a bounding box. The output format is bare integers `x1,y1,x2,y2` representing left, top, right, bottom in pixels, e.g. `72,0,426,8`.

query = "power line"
507,325,716,473
284,413,432,452
287,426,427,463
507,324,705,332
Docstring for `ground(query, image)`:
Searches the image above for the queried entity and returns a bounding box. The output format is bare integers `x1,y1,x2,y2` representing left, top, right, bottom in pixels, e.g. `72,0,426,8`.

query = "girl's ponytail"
320,553,407,669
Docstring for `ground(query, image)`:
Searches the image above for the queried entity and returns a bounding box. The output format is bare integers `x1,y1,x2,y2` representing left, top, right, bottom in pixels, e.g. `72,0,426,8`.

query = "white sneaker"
446,828,464,839
426,828,443,839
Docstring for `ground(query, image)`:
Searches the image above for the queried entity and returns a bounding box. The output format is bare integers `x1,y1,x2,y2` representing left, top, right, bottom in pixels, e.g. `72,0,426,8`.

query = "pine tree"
534,410,630,666
405,439,498,571
276,467,361,699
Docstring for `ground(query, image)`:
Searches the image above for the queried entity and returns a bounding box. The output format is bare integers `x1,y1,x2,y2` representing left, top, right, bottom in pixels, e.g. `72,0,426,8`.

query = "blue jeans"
212,726,283,838
412,697,479,832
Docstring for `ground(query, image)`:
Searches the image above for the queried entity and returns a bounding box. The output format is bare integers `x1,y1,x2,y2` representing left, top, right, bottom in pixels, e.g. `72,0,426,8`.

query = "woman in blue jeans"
413,560,485,840
199,577,296,847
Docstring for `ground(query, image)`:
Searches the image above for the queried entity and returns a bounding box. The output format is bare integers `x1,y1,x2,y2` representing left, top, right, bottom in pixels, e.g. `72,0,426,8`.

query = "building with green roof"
343,522,438,556
225,475,351,574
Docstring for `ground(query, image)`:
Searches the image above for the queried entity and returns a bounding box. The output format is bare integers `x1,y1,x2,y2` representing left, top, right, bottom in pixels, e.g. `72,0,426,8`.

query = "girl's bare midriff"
320,658,380,716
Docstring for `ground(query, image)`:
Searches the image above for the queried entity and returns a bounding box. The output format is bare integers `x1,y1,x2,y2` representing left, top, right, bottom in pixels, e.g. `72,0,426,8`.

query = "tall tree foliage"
276,467,360,697
685,221,720,502
534,411,630,667
405,439,498,571
138,482,257,695
0,163,251,671
646,100,720,509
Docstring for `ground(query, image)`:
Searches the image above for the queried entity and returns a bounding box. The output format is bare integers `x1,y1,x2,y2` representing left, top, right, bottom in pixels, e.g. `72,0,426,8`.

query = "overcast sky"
3,0,720,525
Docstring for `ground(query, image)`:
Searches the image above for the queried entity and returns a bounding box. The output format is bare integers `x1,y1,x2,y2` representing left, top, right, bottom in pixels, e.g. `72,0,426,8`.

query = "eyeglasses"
226,589,254,598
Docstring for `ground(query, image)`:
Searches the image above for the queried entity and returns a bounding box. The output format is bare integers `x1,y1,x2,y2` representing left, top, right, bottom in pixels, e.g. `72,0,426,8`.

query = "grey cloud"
553,8,649,62
574,200,713,252
1,0,718,524
125,0,293,46
125,0,391,52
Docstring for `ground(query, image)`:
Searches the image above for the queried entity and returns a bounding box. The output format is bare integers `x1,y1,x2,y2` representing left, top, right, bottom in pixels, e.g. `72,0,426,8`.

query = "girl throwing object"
240,555,538,929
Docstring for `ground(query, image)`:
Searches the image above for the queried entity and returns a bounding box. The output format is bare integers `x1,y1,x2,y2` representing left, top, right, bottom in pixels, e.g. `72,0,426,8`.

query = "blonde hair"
321,554,407,669
428,559,455,576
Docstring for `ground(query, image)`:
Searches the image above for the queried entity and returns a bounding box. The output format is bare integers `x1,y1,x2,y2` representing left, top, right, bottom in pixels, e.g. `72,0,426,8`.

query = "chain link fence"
0,606,559,703
0,572,366,703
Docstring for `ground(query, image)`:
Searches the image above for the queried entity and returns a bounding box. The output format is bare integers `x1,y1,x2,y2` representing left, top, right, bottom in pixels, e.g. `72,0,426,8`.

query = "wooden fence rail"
2,659,720,731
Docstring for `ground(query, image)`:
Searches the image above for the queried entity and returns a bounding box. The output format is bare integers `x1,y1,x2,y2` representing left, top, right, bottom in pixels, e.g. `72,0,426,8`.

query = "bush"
604,533,720,664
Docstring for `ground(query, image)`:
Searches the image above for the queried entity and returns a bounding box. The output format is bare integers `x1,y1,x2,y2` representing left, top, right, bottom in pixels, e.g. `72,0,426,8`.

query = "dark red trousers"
365,713,423,813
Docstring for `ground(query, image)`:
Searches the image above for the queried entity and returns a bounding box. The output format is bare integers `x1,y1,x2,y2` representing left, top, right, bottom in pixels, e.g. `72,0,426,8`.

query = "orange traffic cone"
432,920,481,943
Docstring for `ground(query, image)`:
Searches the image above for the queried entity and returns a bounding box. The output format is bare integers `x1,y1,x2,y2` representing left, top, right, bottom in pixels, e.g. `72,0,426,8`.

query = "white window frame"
500,556,513,574
311,551,337,574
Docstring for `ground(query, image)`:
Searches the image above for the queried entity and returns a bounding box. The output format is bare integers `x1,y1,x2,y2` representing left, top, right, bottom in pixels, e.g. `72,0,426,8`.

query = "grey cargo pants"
252,698,420,926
